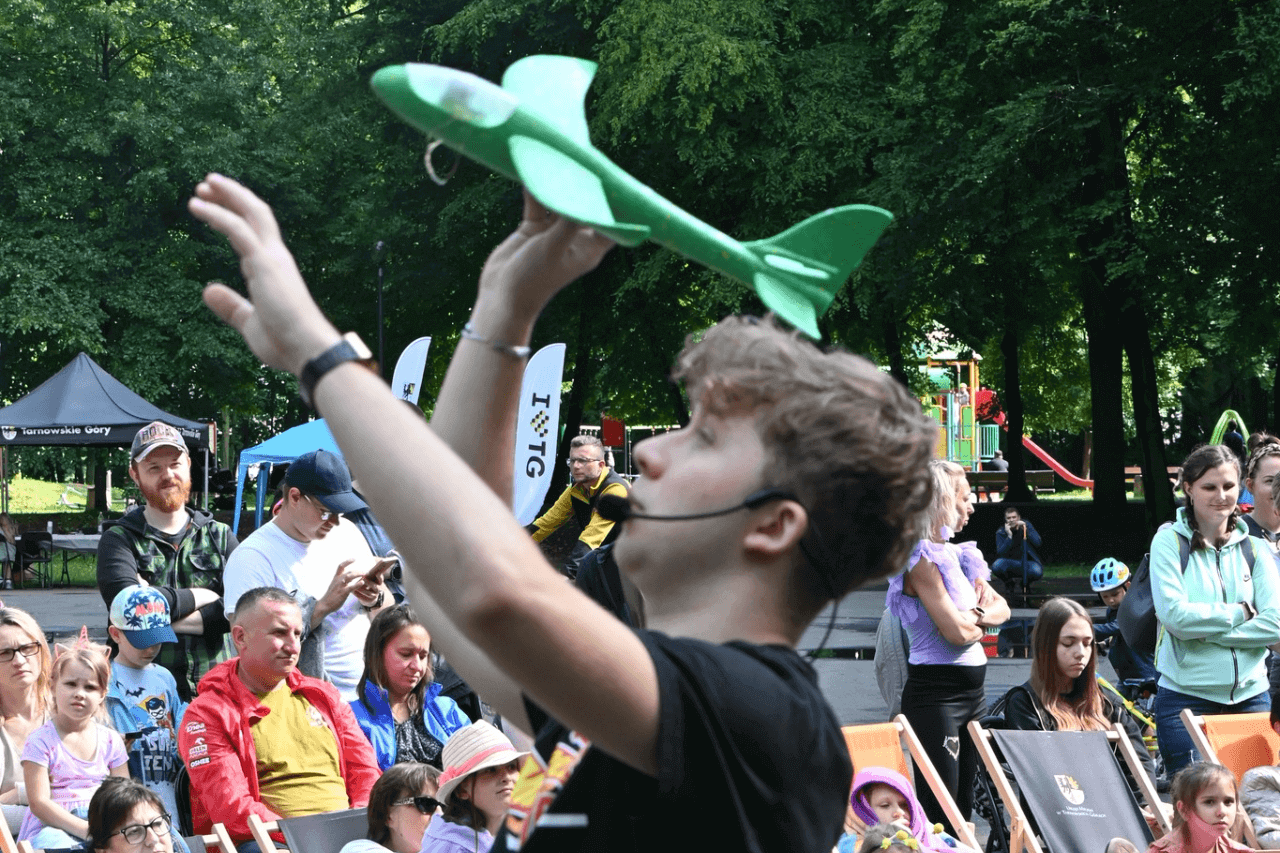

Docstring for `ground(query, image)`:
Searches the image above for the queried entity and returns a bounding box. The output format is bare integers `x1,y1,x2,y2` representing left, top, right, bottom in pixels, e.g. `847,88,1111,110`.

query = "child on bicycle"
1091,558,1158,694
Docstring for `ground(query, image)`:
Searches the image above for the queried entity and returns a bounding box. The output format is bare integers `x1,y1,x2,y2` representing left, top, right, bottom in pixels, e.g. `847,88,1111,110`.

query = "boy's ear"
742,500,807,561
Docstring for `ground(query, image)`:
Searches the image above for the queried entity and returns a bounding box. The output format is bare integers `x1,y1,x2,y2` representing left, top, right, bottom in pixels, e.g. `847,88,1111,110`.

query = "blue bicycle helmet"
1090,557,1130,593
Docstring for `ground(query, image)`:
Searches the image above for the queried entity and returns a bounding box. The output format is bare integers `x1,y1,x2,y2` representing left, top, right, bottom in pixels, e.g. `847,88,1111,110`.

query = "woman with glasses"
0,607,51,835
88,777,189,853
351,605,472,770
341,763,441,853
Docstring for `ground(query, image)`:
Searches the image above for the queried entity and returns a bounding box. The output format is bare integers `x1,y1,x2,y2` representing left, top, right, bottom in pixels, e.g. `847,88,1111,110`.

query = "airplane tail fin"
743,205,893,337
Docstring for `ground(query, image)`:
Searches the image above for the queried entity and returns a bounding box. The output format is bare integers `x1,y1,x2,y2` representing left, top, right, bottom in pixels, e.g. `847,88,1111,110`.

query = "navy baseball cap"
110,585,179,648
283,449,367,515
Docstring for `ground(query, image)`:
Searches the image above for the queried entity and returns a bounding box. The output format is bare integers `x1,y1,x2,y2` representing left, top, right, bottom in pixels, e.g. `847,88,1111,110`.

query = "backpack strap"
1242,535,1257,572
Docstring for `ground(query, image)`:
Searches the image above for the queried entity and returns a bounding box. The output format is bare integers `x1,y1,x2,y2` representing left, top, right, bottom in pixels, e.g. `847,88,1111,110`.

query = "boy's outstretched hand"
476,190,616,323
190,174,341,376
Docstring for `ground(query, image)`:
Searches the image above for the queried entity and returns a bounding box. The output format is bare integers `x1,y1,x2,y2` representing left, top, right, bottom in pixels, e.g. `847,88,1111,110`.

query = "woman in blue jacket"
351,605,472,770
1152,444,1280,776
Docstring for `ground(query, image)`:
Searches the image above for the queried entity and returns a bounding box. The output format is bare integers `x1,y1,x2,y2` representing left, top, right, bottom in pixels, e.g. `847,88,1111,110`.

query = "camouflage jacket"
97,506,237,701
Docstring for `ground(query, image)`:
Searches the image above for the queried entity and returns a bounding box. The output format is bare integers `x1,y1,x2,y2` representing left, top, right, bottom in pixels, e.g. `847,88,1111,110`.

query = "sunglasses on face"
392,795,441,815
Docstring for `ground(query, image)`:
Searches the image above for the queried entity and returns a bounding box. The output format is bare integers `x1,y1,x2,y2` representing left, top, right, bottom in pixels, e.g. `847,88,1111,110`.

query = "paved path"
0,581,1118,726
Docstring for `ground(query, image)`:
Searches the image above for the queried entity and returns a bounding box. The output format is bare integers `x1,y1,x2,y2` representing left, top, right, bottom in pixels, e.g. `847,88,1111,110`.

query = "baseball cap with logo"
109,585,178,648
283,449,367,515
131,421,187,462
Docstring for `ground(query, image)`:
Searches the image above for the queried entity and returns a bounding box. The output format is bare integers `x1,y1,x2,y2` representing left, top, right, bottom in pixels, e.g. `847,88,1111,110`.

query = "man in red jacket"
178,586,379,851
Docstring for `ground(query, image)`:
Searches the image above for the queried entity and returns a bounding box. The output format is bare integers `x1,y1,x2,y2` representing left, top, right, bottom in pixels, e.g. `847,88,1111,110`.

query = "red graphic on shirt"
504,730,589,846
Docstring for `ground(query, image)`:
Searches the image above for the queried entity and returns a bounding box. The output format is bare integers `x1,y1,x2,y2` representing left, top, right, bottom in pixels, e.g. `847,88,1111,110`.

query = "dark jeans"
991,557,1044,585
1154,684,1270,776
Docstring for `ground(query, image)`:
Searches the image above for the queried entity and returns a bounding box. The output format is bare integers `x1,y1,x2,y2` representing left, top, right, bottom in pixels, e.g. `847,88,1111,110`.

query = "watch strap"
299,333,376,409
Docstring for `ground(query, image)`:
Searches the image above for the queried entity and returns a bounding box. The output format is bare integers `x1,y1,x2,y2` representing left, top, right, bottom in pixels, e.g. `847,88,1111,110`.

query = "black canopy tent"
0,353,213,510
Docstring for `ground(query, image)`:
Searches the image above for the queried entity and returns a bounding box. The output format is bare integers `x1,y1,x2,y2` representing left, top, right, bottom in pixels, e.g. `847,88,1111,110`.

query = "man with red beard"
97,421,238,701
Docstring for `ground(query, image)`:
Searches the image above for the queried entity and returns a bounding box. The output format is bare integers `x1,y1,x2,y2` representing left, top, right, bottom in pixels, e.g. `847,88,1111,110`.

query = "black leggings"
900,662,986,833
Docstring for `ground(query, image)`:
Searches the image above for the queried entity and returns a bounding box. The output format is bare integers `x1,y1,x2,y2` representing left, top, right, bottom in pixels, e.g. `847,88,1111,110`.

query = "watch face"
344,332,374,360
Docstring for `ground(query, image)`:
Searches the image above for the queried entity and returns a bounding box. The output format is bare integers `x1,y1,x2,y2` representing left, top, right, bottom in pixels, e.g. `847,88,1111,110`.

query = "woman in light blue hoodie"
1152,444,1280,775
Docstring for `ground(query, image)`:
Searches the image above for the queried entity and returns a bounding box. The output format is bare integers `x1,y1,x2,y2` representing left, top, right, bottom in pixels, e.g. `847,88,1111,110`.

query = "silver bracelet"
460,323,532,359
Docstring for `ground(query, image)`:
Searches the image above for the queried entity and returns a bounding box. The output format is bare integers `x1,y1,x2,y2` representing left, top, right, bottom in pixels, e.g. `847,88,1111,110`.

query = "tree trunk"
884,314,909,389
1001,326,1034,502
1122,298,1177,529
1074,111,1131,520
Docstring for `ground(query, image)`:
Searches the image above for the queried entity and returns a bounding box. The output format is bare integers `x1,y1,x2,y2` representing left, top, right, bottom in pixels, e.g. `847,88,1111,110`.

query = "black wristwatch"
299,333,378,409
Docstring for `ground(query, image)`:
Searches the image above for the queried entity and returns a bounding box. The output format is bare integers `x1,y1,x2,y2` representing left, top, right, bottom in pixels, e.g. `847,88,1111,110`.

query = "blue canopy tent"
233,419,342,535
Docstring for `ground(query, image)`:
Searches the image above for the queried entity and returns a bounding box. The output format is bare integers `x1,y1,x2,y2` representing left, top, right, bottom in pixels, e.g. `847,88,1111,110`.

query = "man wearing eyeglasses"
529,435,629,578
223,449,390,701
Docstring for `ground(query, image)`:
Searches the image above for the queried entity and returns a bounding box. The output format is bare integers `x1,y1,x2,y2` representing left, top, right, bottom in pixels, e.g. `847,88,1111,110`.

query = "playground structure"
923,350,1092,487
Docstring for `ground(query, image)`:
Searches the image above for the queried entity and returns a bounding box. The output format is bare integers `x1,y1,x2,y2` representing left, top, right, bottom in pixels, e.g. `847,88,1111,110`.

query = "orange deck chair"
842,713,982,851
1181,708,1280,848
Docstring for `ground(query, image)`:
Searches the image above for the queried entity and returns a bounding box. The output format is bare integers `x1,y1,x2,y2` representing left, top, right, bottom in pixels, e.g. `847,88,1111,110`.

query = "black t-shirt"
495,630,851,853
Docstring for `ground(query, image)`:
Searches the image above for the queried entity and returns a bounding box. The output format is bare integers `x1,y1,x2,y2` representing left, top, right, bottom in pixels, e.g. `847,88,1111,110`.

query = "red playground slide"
992,414,1093,489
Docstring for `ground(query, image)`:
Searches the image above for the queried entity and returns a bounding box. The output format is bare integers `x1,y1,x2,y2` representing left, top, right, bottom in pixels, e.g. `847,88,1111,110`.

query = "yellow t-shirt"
251,683,349,817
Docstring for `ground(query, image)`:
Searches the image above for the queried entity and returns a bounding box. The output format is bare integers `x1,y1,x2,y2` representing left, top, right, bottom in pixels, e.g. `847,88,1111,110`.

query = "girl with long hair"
1148,763,1250,853
1003,597,1153,777
1152,444,1280,776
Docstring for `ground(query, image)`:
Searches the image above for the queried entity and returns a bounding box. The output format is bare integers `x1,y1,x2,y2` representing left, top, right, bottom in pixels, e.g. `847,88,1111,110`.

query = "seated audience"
350,604,471,770
88,776,189,853
838,766,974,853
178,587,379,852
21,638,128,849
1150,762,1250,853
1240,704,1280,848
1001,597,1152,778
991,506,1044,592
421,722,525,853
0,607,51,836
339,763,441,853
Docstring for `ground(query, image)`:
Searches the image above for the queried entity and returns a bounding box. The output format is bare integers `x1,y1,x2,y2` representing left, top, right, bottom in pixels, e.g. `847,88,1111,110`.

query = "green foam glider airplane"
370,55,892,339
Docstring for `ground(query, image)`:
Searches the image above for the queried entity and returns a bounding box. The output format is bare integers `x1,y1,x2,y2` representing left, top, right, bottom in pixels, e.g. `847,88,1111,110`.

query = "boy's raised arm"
191,175,662,773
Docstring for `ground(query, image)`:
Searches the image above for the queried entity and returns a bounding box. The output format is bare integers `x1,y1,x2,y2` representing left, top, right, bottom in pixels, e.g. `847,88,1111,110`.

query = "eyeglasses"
566,457,602,466
0,642,40,663
303,494,334,521
107,814,172,845
392,796,441,815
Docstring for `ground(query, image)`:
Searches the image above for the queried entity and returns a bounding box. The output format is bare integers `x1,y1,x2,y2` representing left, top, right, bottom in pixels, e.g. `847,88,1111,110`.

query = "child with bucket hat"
420,722,526,853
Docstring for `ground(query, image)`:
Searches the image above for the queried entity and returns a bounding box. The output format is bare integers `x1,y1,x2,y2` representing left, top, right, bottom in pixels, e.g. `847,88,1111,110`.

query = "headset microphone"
595,489,798,524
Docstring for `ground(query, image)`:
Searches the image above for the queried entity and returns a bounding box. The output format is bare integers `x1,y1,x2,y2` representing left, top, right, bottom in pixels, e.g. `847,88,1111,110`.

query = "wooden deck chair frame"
969,719,1171,853
842,713,982,852
1180,707,1280,848
0,816,19,853
249,808,367,853
188,824,238,853
249,813,282,853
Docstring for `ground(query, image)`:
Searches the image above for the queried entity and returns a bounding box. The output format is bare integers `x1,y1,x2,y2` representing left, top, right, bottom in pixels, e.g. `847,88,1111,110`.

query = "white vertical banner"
512,343,566,525
391,336,432,404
